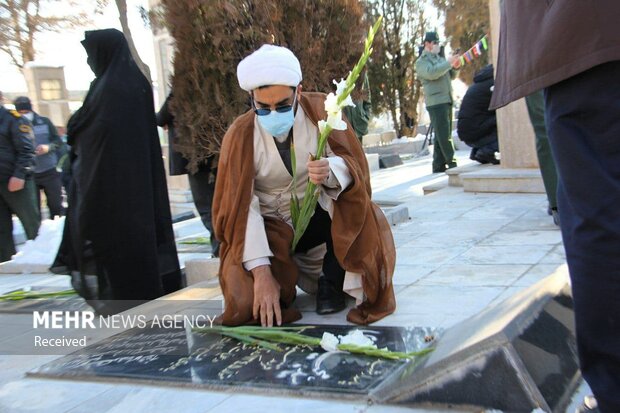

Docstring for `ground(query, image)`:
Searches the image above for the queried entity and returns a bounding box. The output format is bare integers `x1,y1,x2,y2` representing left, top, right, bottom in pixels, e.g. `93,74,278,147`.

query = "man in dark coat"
491,2,620,412
457,64,499,165
0,91,39,262
14,96,65,218
156,92,219,256
52,29,182,314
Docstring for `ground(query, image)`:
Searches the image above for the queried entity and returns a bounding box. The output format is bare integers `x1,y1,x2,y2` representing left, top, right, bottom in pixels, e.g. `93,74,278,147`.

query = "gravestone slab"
379,154,403,169
23,271,580,411
29,324,436,399
371,269,579,412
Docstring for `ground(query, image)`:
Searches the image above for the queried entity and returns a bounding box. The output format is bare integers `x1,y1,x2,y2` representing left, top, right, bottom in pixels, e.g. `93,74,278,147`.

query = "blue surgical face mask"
254,92,297,138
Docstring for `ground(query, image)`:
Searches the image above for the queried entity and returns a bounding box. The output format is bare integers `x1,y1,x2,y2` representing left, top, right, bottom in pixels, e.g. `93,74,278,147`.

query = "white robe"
242,107,364,303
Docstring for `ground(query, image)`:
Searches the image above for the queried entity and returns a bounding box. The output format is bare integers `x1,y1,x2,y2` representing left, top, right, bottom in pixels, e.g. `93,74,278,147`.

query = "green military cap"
423,32,440,43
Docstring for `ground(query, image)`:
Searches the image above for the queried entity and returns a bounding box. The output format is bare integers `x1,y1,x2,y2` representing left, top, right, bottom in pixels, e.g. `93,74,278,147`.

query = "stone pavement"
0,148,586,413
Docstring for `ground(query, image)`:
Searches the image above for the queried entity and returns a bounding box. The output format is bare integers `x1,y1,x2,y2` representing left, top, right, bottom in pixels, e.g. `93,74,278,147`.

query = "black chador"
52,29,182,314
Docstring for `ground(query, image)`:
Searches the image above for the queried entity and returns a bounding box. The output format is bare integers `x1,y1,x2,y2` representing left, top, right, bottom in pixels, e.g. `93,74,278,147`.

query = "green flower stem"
0,289,78,301
193,324,434,361
221,331,282,351
179,237,211,245
290,17,382,251
337,344,434,360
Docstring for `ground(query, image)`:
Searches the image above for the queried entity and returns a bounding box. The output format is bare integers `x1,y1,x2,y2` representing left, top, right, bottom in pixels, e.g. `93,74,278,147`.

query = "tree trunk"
115,0,152,83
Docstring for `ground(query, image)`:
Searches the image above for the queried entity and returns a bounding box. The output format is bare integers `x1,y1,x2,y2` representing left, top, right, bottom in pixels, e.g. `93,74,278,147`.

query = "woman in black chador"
52,29,182,314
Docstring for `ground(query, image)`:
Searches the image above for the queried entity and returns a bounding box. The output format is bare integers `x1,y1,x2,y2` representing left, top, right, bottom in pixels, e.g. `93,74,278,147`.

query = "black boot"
316,276,346,315
551,207,560,226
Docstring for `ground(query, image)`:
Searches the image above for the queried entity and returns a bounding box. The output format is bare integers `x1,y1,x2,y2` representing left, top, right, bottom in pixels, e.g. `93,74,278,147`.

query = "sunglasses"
253,91,297,116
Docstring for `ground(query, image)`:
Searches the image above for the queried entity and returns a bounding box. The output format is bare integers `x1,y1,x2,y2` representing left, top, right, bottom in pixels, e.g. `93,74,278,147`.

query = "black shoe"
551,208,560,226
575,395,600,413
316,277,346,315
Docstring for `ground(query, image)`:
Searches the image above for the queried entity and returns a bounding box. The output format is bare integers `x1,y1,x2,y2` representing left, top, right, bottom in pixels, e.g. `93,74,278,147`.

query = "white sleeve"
242,193,273,270
322,156,352,200
244,257,271,272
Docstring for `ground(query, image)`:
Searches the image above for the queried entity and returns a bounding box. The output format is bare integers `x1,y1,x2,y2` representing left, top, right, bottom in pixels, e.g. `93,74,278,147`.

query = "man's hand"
307,158,330,185
448,55,461,69
7,177,25,192
251,265,282,327
35,144,49,156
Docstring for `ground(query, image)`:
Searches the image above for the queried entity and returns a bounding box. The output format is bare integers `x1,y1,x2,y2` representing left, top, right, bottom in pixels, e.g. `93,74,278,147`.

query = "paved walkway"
0,149,582,413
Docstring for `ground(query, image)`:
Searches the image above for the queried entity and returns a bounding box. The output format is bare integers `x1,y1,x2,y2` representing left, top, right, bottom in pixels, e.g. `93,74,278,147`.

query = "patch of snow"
10,218,64,266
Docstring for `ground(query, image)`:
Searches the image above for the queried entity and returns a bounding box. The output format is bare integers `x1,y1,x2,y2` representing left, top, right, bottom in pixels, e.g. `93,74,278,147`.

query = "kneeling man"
213,45,396,327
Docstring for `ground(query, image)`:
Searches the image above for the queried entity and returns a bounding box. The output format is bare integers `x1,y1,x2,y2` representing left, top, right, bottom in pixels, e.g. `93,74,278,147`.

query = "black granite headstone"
26,272,580,410
172,211,196,224
371,271,579,412
30,324,436,399
379,154,403,169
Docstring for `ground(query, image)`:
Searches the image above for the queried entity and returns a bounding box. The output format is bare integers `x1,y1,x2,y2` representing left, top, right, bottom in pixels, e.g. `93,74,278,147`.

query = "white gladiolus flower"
318,120,328,134
320,332,340,352
339,330,377,348
326,110,348,131
324,92,340,115
340,93,355,108
333,78,347,96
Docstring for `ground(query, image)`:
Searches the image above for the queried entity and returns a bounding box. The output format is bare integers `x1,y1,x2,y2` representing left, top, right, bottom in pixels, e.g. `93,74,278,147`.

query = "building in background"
23,63,71,132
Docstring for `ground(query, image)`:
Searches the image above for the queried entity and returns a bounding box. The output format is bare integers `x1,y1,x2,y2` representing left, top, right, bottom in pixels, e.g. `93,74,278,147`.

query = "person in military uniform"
14,96,65,218
0,91,40,262
342,73,372,144
415,32,461,173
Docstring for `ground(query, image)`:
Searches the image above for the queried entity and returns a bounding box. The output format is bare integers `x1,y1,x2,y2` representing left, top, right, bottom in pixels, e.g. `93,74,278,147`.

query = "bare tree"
97,0,152,82
433,0,490,84
367,0,428,137
0,0,87,70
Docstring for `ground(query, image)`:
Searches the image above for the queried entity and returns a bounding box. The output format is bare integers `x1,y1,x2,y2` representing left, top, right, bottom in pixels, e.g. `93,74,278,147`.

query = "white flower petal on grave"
324,92,340,115
318,120,328,135
326,111,348,131
320,332,340,352
338,330,377,348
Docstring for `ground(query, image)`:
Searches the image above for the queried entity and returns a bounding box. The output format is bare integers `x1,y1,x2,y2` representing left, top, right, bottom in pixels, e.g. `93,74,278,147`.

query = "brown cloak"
213,92,396,325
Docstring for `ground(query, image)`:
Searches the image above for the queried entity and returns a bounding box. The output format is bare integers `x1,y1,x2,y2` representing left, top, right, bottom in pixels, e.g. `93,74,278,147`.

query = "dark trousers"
427,103,457,172
294,205,345,290
0,179,41,262
526,90,559,209
187,163,220,256
544,61,620,413
35,168,65,218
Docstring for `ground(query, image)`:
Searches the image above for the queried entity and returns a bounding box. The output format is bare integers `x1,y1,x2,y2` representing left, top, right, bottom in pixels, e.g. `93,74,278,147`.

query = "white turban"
237,44,302,92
